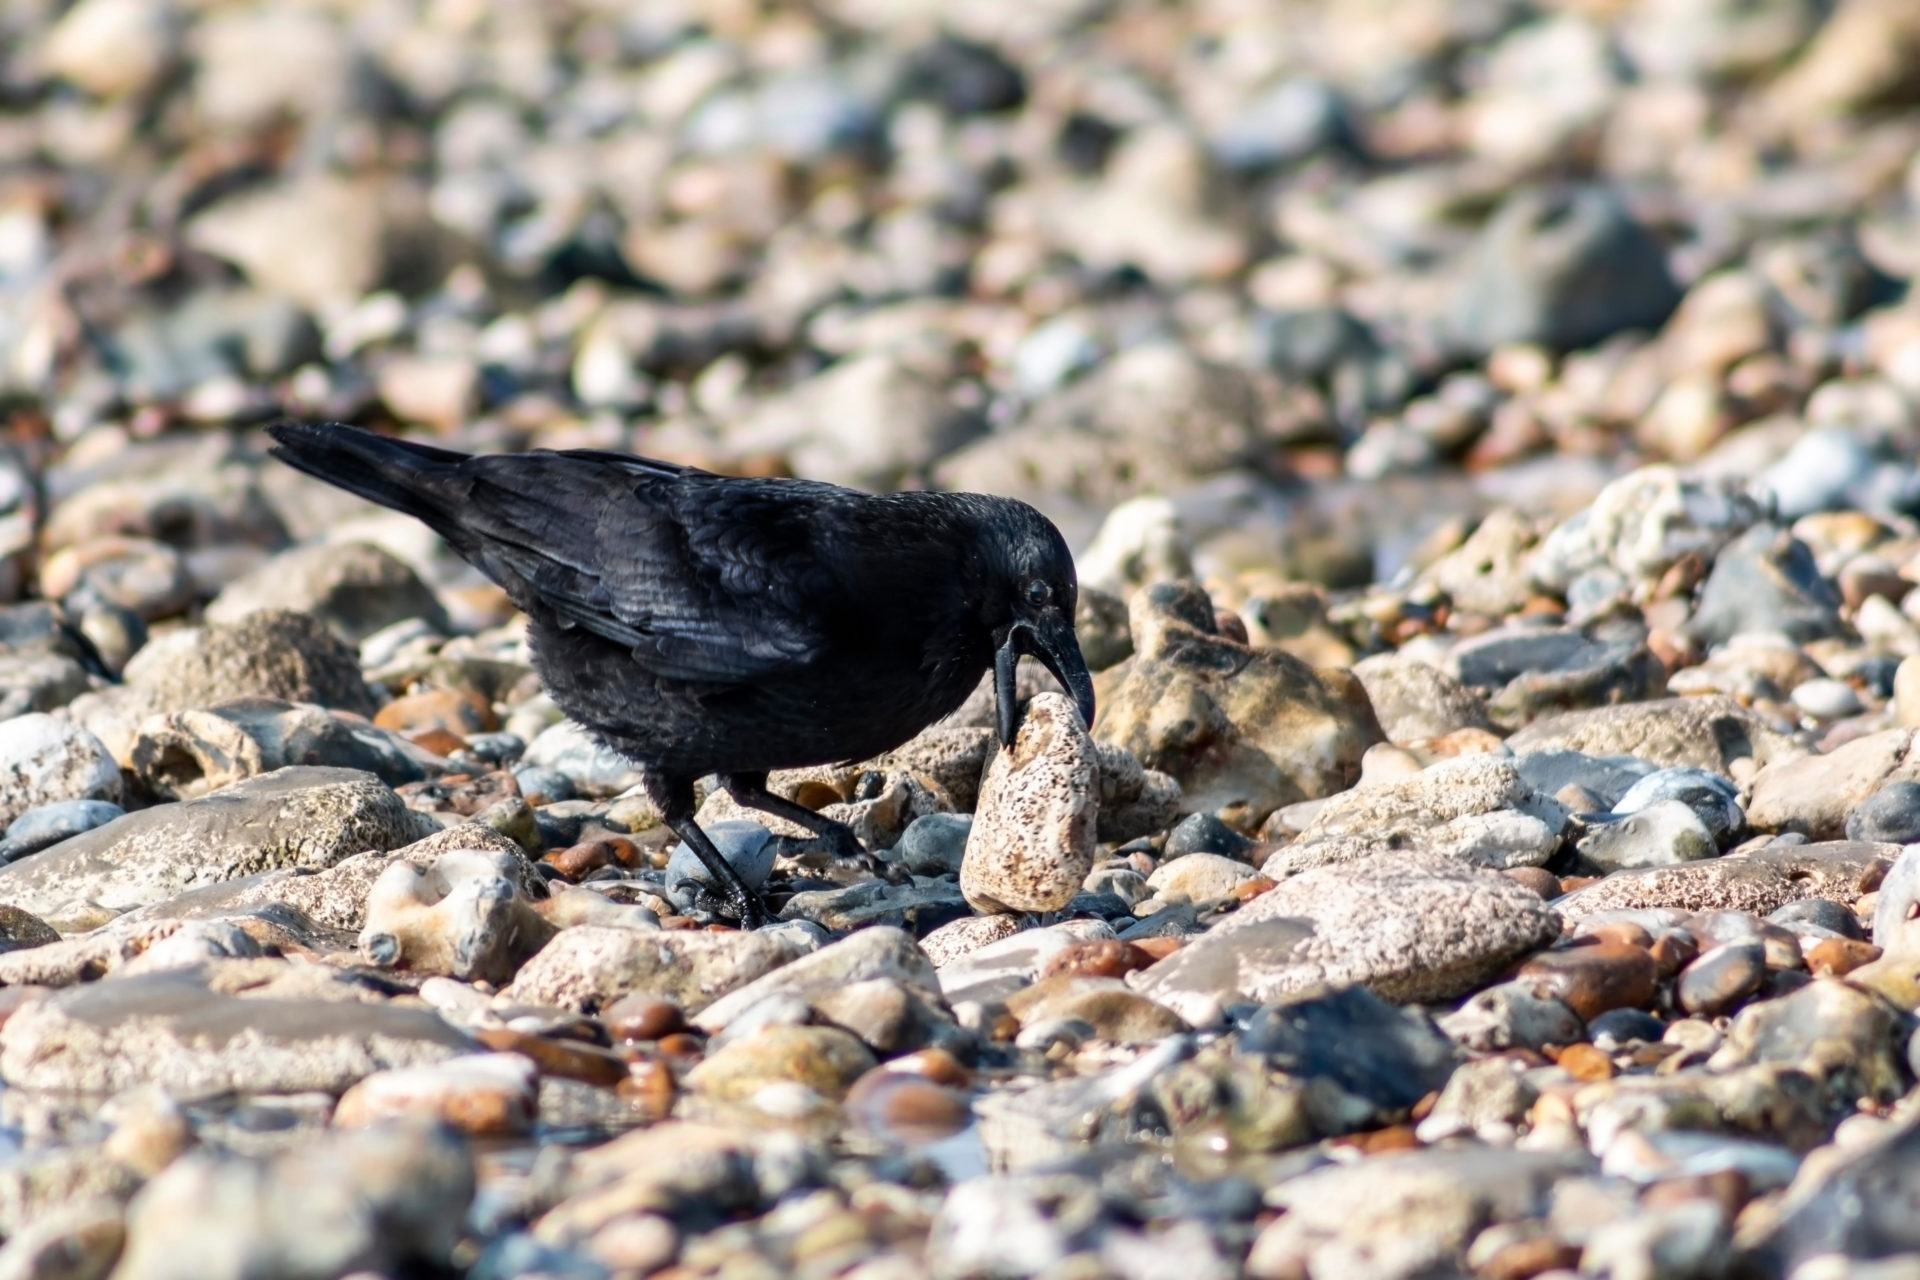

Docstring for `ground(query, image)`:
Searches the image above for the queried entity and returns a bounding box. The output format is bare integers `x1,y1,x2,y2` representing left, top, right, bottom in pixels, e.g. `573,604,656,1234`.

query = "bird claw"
687,881,771,930
819,823,865,863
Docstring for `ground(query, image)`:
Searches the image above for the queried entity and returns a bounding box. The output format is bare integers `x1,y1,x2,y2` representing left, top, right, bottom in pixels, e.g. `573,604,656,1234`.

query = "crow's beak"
995,609,1097,749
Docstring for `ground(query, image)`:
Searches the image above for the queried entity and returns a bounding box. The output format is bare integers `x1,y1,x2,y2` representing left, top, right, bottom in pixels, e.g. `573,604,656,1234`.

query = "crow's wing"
457,453,848,683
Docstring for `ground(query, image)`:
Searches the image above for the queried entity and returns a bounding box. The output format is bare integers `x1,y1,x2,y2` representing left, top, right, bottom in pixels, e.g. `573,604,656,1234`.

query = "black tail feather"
265,422,472,534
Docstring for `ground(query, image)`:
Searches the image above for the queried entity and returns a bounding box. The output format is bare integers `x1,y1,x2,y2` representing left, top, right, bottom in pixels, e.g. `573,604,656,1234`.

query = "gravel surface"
6,0,1920,1277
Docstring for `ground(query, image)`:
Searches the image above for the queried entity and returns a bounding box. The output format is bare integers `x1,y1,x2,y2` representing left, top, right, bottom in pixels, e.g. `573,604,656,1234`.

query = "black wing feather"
269,423,843,684
459,456,846,683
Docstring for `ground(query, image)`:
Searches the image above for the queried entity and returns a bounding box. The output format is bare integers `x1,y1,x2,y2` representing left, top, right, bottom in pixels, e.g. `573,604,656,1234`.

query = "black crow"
266,422,1095,927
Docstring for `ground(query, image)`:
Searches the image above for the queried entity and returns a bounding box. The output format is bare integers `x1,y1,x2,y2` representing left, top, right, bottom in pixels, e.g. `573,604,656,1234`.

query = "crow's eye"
1024,579,1050,605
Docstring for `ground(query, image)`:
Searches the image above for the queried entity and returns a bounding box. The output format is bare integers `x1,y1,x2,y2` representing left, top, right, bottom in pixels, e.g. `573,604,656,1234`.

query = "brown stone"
1504,867,1562,899
1807,937,1882,977
602,994,686,1043
374,686,496,738
1513,941,1660,1021
1675,943,1767,1017
546,840,620,879
844,1068,970,1140
1093,582,1384,823
474,1027,630,1087
1037,939,1156,981
1580,922,1653,950
1554,1042,1615,1082
1648,931,1699,976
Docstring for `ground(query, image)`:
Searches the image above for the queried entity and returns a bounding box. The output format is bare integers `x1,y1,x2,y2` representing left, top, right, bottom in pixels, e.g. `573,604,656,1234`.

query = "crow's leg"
720,772,865,861
648,773,769,929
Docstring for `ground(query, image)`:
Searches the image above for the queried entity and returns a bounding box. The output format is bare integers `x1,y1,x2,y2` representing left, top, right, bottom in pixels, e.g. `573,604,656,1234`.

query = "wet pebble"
1675,943,1768,1017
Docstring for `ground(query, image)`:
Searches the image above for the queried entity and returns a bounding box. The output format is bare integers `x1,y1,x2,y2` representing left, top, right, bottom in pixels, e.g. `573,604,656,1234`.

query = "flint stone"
0,767,440,923
0,969,473,1094
1505,696,1794,773
1267,755,1567,875
204,540,450,644
962,693,1098,914
693,926,939,1033
1554,841,1894,921
1239,984,1458,1112
1135,853,1561,1020
1576,800,1719,871
503,925,799,1015
0,714,122,830
1093,582,1383,823
1748,729,1920,840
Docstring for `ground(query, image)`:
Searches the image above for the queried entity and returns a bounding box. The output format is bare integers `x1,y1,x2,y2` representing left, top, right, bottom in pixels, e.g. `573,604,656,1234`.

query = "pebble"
960,692,1098,914
334,1054,539,1136
1675,943,1769,1017
665,820,777,893
1513,940,1660,1022
685,1024,876,1105
1094,582,1381,823
0,797,124,862
0,714,122,830
16,0,1920,1270
1137,852,1561,1020
1847,780,1920,845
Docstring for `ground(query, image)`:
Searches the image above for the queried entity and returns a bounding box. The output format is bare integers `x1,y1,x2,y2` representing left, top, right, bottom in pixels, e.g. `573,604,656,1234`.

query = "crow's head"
980,500,1096,749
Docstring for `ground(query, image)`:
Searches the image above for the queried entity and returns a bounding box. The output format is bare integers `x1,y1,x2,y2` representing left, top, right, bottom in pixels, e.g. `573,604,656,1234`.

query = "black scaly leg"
720,771,865,861
648,773,768,929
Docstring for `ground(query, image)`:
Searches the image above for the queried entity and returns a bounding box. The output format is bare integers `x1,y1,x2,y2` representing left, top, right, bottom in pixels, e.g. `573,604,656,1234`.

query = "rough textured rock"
503,925,799,1014
127,698,444,799
359,846,565,984
1504,696,1794,773
110,1123,474,1280
1246,1147,1593,1280
693,926,941,1033
1746,729,1920,840
1089,741,1184,843
962,693,1099,914
685,1024,878,1102
0,969,474,1093
1351,654,1493,743
0,767,440,924
918,913,1025,968
877,725,995,813
0,713,122,829
138,821,530,934
204,540,451,643
124,609,375,717
1135,853,1562,1019
1530,466,1763,593
1267,755,1568,875
1553,841,1894,920
1094,582,1383,823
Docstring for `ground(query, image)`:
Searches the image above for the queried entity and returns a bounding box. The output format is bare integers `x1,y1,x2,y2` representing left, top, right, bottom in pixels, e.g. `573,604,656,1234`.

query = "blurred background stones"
10,1,1920,1277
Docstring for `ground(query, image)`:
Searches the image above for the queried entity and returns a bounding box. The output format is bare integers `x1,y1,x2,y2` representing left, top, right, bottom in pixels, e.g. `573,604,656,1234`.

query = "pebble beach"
6,0,1920,1277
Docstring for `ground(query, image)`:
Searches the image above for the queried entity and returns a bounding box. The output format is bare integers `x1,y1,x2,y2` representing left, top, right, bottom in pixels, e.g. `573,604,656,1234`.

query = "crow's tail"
266,422,474,539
